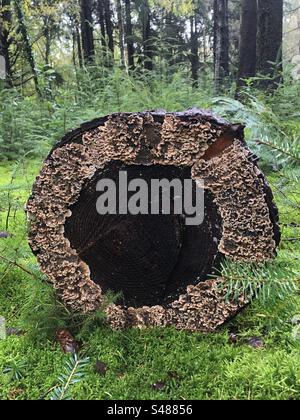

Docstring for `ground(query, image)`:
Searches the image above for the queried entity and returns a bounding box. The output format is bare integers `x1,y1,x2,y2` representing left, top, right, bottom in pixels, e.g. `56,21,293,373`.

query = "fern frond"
219,260,299,304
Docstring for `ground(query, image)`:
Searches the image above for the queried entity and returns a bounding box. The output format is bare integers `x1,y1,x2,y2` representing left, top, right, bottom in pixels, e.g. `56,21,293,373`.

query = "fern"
49,354,90,401
212,92,300,167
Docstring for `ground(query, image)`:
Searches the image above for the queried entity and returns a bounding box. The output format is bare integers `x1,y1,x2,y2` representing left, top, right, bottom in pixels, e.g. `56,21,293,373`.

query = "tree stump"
27,109,280,332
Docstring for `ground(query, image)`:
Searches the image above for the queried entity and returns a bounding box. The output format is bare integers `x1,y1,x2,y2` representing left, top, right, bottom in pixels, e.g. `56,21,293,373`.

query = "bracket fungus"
27,109,280,332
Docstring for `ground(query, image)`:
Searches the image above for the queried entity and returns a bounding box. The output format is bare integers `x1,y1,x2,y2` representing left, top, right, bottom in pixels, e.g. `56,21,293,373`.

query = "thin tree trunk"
76,26,83,68
124,0,135,70
0,0,13,86
257,0,283,89
72,30,77,67
164,11,174,67
214,0,229,93
202,23,207,64
80,0,95,64
14,0,41,96
97,0,107,50
103,0,114,56
237,0,257,88
116,0,125,68
190,15,199,86
44,23,51,66
141,0,153,71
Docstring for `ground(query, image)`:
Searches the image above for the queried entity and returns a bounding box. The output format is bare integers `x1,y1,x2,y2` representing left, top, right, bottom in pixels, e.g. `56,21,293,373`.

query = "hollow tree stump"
27,109,280,332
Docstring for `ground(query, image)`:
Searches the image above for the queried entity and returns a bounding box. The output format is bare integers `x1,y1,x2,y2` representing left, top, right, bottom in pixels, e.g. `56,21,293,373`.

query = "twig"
5,202,11,231
281,223,300,228
282,237,300,242
0,255,37,278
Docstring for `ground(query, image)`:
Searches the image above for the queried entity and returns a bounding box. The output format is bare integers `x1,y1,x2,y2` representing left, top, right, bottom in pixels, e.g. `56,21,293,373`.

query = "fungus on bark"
27,109,280,332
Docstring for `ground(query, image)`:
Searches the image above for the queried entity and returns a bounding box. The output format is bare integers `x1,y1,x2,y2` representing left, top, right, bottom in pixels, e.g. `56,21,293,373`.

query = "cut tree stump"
27,109,280,332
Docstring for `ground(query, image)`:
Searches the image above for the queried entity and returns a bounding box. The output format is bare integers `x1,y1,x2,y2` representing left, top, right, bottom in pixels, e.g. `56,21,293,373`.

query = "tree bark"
103,0,114,56
257,0,283,89
116,0,125,68
214,0,229,93
0,0,13,86
14,0,41,96
141,0,153,71
124,0,135,70
76,26,83,68
190,15,200,86
72,30,77,68
237,0,257,88
96,0,107,51
44,21,51,66
80,0,95,64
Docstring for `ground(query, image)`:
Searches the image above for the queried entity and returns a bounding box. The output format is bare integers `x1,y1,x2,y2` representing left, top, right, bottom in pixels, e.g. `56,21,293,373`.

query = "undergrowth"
0,71,300,400
0,152,299,400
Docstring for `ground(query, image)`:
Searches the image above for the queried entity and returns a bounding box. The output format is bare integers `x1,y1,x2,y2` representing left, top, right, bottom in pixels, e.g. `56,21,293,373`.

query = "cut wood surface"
27,109,280,332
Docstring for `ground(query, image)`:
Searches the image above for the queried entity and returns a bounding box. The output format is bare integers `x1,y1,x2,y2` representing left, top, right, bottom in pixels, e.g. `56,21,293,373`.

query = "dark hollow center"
64,162,222,308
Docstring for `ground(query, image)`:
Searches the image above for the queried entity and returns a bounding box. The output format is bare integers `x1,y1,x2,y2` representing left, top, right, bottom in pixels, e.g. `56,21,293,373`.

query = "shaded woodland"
0,0,286,98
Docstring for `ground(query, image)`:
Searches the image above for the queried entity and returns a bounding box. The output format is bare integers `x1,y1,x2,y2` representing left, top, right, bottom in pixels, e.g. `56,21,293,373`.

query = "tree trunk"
257,0,283,89
141,0,153,71
44,21,51,66
164,11,175,68
116,0,125,68
96,0,107,51
27,109,280,332
214,0,229,93
190,15,199,86
0,0,13,86
14,0,41,96
72,30,77,68
124,0,135,70
76,26,83,68
80,0,95,64
237,0,257,88
103,0,114,56
202,21,207,64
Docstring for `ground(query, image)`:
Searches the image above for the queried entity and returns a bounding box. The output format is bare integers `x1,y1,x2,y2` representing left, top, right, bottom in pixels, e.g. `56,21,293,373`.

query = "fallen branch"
282,237,300,242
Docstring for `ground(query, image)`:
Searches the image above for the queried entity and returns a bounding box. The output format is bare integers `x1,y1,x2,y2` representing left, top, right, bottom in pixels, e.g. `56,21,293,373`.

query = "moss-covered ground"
0,160,299,400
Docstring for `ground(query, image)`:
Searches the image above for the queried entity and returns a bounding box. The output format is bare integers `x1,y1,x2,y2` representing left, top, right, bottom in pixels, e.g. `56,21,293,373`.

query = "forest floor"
0,159,300,401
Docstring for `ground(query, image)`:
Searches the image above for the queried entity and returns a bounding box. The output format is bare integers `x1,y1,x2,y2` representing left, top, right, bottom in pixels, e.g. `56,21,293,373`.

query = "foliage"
2,359,28,382
0,156,299,400
0,65,214,160
0,0,299,402
219,260,298,303
213,82,300,169
48,354,90,401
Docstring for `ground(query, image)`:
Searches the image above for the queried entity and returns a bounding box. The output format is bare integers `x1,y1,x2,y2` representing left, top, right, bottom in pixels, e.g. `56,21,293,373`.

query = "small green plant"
212,88,300,169
48,354,90,401
219,259,299,303
3,359,28,382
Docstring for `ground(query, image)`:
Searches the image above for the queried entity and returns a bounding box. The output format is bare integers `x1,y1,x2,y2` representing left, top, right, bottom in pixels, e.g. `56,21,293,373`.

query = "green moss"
0,160,300,400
